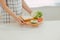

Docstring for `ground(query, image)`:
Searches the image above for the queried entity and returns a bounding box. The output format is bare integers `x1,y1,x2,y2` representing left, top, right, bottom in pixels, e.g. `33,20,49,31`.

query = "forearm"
1,0,17,18
22,0,32,14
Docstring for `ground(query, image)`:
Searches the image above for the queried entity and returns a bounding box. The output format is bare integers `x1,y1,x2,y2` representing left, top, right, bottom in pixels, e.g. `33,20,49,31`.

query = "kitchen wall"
23,6,60,21
25,0,55,8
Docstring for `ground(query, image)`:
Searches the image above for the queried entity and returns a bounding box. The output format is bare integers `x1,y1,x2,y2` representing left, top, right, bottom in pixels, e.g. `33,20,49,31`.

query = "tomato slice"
37,18,43,22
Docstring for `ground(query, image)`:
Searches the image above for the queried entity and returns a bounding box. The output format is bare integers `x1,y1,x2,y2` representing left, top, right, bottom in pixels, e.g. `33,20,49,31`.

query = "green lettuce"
34,10,43,19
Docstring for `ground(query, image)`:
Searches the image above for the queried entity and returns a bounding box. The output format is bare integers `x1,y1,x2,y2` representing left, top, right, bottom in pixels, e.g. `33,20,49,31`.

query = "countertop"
0,21,60,40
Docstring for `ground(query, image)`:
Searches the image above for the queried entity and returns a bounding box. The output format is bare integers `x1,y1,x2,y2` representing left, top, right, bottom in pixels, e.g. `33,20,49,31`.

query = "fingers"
15,17,25,24
14,16,26,25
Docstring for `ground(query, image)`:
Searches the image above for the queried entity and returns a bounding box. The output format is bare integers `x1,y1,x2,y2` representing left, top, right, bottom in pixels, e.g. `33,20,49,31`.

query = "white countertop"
0,21,60,40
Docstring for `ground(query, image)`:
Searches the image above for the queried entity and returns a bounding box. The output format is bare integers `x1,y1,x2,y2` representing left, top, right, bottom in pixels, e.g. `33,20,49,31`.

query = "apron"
0,0,22,23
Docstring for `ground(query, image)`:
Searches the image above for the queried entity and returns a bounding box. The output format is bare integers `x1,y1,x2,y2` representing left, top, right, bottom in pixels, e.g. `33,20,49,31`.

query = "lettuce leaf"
34,10,43,19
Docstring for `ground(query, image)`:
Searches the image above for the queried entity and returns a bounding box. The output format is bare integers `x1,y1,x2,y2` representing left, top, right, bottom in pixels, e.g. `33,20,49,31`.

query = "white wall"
25,0,55,8
55,0,60,3
25,0,60,8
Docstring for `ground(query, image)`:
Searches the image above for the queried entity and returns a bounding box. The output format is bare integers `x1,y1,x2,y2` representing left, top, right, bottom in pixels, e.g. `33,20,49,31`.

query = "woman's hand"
16,16,26,24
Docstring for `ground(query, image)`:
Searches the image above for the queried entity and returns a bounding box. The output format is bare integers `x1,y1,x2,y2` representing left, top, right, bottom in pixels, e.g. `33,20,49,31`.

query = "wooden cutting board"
18,16,43,27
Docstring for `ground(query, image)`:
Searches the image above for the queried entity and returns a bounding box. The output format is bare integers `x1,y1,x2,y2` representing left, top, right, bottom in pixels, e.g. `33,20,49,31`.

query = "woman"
0,0,32,24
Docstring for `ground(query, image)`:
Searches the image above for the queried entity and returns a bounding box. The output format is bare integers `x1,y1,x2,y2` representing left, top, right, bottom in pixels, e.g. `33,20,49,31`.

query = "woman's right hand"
15,16,26,25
